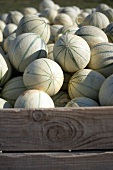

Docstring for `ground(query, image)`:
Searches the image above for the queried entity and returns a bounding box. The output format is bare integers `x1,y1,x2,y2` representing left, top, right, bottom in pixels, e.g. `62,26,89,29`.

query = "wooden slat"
0,152,113,170
0,107,113,151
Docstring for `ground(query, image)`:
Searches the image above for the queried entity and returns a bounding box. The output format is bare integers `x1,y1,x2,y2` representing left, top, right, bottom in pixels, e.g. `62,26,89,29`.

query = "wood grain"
0,107,113,151
0,152,113,170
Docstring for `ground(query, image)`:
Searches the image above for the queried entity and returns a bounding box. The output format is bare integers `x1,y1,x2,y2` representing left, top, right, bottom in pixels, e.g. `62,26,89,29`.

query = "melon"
53,34,90,73
59,6,79,22
96,3,110,13
75,25,108,48
14,89,54,108
0,29,3,43
0,53,8,87
39,17,50,24
47,43,54,60
82,8,93,14
3,32,16,53
105,23,113,43
8,33,48,72
39,0,55,12
51,25,63,37
57,25,78,35
54,33,63,42
16,14,51,44
0,20,6,32
82,12,110,30
52,91,70,107
50,24,63,43
72,6,81,15
103,8,113,22
99,74,113,106
53,13,73,26
3,23,17,38
76,11,89,25
65,97,99,107
0,98,12,108
1,76,26,107
54,4,60,11
0,13,9,24
1,55,12,86
23,58,64,96
7,11,23,25
88,42,113,77
23,7,38,15
40,8,58,24
68,69,105,101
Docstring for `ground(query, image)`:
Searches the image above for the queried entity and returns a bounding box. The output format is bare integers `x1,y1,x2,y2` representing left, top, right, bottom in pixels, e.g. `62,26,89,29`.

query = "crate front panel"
0,107,113,151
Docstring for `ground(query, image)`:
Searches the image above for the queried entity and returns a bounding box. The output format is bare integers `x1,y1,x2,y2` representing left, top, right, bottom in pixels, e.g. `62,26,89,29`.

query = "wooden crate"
0,107,113,169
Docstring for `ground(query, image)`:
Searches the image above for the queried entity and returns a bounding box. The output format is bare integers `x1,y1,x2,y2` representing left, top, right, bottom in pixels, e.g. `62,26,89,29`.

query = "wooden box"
0,107,113,169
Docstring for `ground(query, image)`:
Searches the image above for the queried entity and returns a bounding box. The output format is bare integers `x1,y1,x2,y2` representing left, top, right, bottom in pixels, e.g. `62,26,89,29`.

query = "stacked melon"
1,0,113,108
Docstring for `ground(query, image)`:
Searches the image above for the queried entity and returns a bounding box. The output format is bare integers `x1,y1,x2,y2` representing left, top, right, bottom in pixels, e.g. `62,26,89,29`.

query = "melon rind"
14,89,55,108
23,58,64,96
68,69,105,101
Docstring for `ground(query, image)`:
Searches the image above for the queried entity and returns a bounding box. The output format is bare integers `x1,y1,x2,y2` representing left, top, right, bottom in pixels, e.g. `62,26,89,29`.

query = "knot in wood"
32,110,46,122
43,120,77,143
47,125,65,142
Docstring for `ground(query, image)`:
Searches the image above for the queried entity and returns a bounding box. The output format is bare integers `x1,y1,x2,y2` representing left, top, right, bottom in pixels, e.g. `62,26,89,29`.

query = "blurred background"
0,0,113,14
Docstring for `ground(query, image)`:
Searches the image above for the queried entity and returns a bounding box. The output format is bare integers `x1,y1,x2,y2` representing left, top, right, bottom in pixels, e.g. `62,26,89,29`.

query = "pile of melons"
0,0,113,108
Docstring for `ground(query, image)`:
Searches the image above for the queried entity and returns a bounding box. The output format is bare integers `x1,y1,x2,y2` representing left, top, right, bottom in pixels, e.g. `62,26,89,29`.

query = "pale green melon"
14,89,54,108
23,58,64,96
51,25,63,37
53,34,90,73
76,11,89,25
1,55,12,86
57,25,78,35
68,69,105,100
39,17,50,24
75,25,108,48
1,76,26,107
72,6,81,15
8,33,48,72
88,42,113,77
0,53,8,87
0,98,12,108
3,23,17,38
23,7,38,15
82,8,93,14
82,12,109,30
54,4,60,11
3,32,16,53
0,13,9,24
52,91,70,107
65,97,99,107
96,3,110,13
105,23,113,43
99,74,113,106
39,0,55,12
47,43,54,60
103,8,113,22
54,33,63,42
0,29,3,43
59,6,79,22
0,20,6,33
40,8,58,24
16,14,51,44
50,24,63,43
7,11,23,25
54,13,73,26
